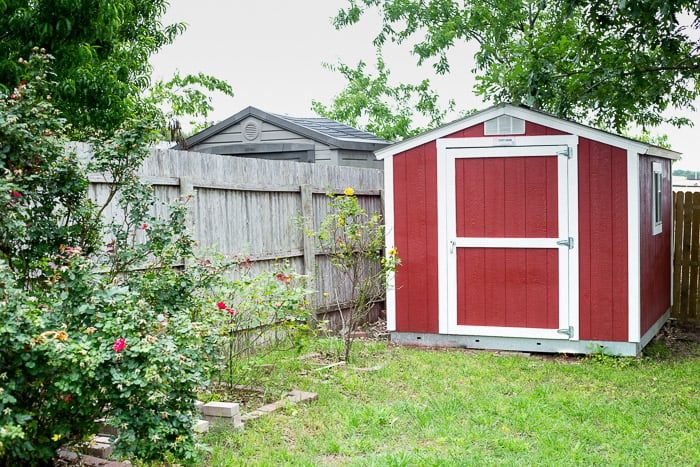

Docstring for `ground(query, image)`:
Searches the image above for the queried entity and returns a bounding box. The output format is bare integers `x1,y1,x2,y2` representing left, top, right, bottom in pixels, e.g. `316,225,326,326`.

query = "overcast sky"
151,0,700,170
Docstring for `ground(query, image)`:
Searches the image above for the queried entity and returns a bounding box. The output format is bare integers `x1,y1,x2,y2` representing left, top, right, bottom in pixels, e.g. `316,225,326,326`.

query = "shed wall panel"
578,139,628,341
455,157,559,238
639,156,672,335
524,121,569,136
393,143,439,332
457,248,559,328
446,123,486,138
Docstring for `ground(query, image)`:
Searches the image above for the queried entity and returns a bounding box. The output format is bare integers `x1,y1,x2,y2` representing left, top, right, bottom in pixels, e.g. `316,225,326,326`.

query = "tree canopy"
312,55,456,141
0,0,232,134
332,0,699,133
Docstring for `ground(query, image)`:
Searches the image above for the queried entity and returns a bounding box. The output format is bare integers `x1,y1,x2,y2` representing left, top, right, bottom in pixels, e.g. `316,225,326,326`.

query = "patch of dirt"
647,319,700,358
298,350,340,367
363,318,391,339
205,383,272,411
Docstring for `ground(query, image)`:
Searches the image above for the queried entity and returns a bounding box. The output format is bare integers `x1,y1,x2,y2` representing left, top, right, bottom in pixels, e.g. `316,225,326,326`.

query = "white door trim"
384,154,397,331
437,135,579,339
626,149,641,343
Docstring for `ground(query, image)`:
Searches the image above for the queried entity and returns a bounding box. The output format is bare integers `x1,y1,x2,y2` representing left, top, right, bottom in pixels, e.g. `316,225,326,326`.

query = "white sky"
151,0,700,170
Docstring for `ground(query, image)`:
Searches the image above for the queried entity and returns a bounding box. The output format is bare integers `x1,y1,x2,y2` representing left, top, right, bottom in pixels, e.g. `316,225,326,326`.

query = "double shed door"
437,136,579,340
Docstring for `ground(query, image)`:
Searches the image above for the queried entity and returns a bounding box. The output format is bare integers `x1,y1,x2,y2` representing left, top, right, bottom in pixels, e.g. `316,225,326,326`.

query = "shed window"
652,162,662,235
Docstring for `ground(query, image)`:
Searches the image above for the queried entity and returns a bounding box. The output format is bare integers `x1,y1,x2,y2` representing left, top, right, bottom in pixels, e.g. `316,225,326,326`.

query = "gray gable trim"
194,142,316,163
176,106,391,152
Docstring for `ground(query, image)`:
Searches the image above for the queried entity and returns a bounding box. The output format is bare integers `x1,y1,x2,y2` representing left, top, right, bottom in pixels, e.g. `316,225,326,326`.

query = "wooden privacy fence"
86,147,384,320
673,191,700,326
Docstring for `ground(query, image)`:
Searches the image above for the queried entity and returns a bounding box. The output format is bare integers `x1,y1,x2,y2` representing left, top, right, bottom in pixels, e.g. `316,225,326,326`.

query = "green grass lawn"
200,333,700,466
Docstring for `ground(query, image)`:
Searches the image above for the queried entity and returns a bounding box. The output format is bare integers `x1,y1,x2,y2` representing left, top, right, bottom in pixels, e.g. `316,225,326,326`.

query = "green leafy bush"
0,51,313,464
0,255,207,462
0,52,210,464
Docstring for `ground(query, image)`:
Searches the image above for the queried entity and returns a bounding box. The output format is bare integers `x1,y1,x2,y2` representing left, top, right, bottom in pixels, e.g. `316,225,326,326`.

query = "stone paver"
201,401,240,417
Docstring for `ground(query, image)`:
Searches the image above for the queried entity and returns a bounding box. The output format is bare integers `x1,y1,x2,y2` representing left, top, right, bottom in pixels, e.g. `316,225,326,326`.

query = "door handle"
449,240,456,254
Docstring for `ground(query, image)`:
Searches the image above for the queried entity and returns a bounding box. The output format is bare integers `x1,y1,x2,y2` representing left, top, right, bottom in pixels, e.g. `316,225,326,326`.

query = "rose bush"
1,52,314,464
0,52,210,464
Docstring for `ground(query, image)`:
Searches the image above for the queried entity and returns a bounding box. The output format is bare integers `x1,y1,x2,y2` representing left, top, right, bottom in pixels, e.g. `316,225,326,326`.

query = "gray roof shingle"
272,114,388,143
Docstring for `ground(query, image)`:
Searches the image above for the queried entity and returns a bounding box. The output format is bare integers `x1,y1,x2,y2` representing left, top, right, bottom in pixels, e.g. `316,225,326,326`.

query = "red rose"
113,338,126,353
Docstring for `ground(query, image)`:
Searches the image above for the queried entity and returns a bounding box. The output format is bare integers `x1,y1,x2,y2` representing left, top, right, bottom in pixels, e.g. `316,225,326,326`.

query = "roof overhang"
176,106,391,152
374,104,682,161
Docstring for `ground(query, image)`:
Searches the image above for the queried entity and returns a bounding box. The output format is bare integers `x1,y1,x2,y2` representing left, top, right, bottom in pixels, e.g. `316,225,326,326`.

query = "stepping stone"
202,402,243,430
56,449,130,466
256,403,280,413
193,419,210,433
201,401,240,417
286,390,318,403
86,435,113,459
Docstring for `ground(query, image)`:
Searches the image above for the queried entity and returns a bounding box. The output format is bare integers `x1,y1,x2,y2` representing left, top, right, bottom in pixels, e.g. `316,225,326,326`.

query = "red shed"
378,104,680,356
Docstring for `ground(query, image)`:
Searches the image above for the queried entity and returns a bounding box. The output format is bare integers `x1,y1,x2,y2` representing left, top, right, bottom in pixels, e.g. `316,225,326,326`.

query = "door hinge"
557,147,573,159
557,326,574,338
556,237,574,249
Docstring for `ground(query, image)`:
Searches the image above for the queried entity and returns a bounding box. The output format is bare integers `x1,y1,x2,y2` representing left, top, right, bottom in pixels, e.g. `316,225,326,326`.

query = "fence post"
179,176,196,268
673,192,682,318
300,185,317,325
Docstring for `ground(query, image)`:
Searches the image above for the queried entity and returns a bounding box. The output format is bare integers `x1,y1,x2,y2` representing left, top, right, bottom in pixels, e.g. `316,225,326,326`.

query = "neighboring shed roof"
177,106,390,151
375,103,681,160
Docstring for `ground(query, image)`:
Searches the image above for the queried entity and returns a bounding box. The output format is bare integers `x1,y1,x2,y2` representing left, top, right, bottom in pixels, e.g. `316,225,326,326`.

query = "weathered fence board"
672,191,700,326
86,147,385,320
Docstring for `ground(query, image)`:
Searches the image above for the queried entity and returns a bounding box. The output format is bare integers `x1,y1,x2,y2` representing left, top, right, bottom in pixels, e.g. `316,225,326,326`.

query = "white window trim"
652,161,662,236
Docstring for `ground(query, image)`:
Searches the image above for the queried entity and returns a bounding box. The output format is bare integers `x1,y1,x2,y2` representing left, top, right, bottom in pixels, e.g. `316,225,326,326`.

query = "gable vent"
484,115,525,135
243,120,261,141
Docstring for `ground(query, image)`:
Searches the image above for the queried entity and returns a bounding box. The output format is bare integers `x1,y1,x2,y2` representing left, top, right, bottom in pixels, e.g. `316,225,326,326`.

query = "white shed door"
437,136,579,340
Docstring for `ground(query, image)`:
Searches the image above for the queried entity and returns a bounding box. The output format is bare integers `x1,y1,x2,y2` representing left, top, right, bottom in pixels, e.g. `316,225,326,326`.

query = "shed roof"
375,103,681,160
177,106,391,151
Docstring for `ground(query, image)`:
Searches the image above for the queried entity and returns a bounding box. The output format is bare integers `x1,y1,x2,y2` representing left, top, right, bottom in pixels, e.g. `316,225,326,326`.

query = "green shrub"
0,52,314,464
0,51,210,464
0,255,207,462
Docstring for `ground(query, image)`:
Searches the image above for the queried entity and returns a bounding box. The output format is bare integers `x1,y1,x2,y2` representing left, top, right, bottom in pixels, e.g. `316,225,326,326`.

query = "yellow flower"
323,292,329,297
337,216,345,227
388,247,397,256
344,187,355,196
52,434,62,442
